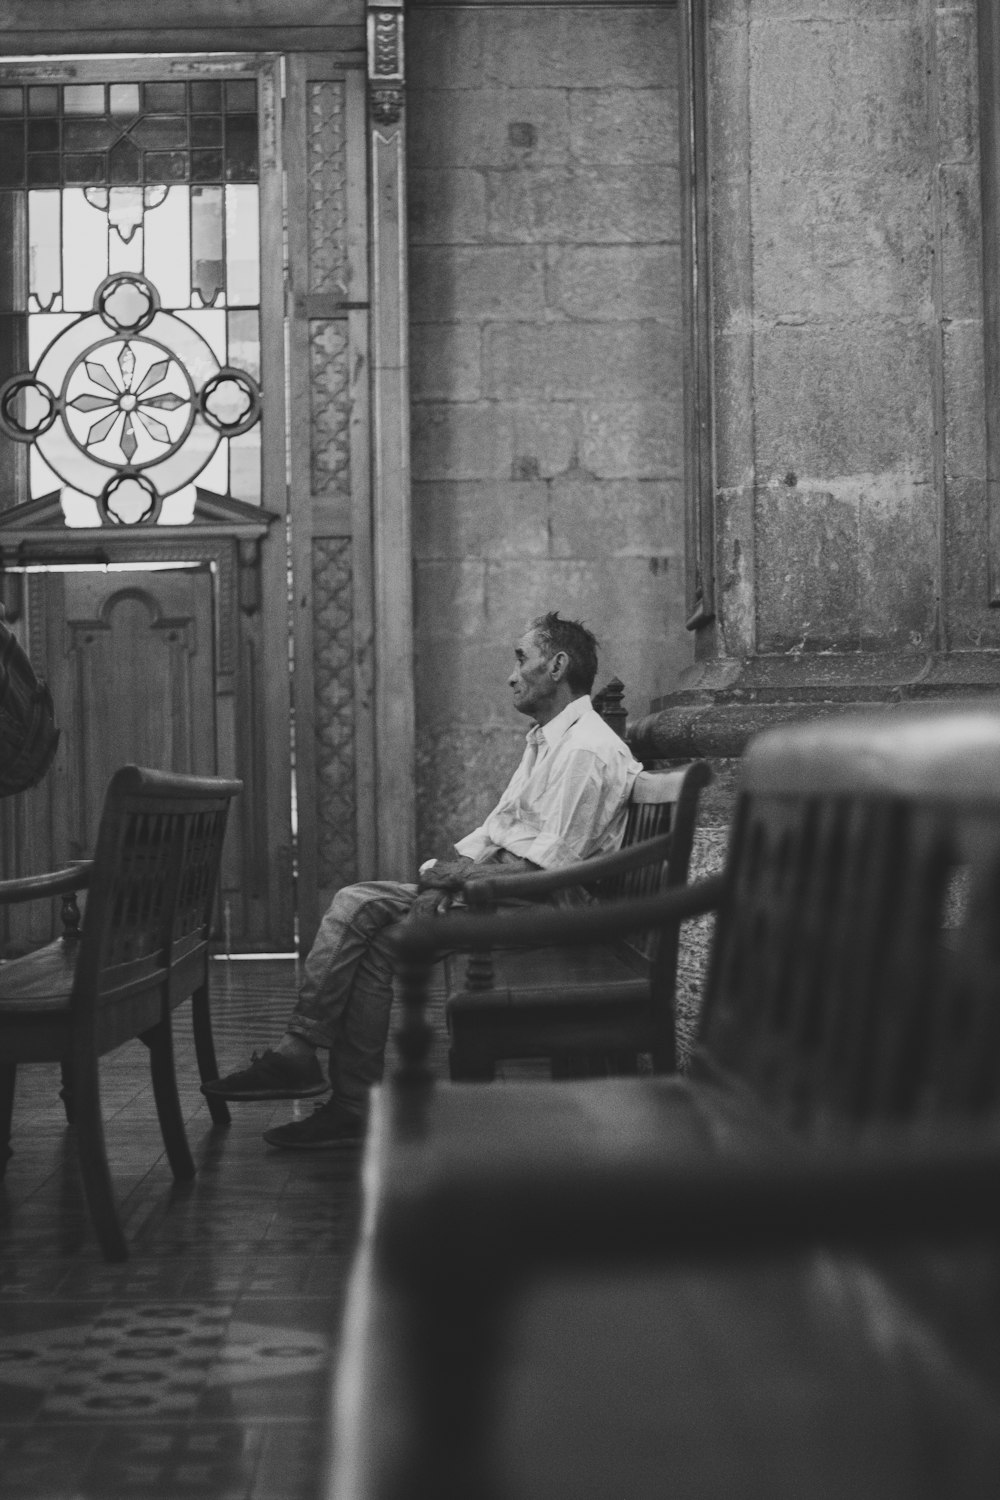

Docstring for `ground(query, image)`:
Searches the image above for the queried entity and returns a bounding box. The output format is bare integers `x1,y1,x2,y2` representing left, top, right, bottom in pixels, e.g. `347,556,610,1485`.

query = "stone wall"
707,0,986,664
407,3,691,856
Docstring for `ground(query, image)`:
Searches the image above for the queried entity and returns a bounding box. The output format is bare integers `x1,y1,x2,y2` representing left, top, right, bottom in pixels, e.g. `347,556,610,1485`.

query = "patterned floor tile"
0,1425,103,1499
251,1420,327,1500
82,1422,261,1500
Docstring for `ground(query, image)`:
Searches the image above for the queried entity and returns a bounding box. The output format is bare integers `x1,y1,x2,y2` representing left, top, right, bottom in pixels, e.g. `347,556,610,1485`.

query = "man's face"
508,630,558,720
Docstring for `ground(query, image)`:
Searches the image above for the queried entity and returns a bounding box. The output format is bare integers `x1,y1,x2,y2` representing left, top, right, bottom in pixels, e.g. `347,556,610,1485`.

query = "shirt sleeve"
453,827,498,861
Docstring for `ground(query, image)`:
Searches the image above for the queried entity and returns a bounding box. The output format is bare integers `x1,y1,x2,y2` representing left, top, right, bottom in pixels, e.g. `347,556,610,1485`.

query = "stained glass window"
0,75,262,526
0,79,258,190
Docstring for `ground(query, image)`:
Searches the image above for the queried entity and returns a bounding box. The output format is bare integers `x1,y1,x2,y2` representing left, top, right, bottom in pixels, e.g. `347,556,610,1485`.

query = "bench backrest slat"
596,763,710,963
72,765,241,1034
696,706,1000,1133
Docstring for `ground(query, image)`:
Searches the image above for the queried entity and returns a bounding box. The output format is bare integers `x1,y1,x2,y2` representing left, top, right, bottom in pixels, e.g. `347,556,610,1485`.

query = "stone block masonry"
407,4,690,858
705,0,989,665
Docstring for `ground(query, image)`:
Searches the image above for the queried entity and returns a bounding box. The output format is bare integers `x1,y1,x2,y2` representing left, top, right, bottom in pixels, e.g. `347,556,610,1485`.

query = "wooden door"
0,16,417,954
0,563,231,955
0,53,292,951
47,567,218,849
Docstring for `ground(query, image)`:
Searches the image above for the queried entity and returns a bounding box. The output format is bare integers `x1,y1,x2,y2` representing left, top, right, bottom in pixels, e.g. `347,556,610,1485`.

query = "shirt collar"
527,695,593,749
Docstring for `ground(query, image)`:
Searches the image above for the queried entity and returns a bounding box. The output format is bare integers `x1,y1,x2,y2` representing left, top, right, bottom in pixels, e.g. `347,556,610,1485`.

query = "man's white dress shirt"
454,696,643,871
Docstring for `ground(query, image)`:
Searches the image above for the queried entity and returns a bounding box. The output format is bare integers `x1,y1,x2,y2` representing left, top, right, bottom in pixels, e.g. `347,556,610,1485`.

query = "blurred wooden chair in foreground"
329,704,1000,1500
0,765,241,1260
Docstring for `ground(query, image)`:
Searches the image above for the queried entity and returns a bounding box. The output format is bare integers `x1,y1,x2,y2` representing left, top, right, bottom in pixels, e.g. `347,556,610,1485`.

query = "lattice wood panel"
313,537,357,893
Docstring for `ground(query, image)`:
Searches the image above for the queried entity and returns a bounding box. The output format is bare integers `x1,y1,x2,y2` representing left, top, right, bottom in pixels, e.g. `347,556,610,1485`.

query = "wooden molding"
979,0,1000,605
680,0,715,634
406,0,675,7
0,0,365,51
368,0,416,881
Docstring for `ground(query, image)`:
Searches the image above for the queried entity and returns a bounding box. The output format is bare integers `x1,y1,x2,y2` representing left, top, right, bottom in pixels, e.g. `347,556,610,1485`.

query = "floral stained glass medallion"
0,76,263,526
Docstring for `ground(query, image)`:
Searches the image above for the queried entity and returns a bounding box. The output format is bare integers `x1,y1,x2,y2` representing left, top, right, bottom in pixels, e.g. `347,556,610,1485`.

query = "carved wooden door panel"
46,568,218,846
0,563,231,956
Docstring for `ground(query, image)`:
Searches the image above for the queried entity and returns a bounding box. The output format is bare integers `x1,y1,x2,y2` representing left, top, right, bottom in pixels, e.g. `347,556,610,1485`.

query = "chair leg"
71,1050,128,1262
0,1061,16,1179
142,1017,196,1182
59,1059,76,1123
191,980,230,1127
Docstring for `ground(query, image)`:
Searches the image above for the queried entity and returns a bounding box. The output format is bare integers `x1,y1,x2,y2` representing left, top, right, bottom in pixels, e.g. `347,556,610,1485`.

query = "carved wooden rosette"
367,3,404,127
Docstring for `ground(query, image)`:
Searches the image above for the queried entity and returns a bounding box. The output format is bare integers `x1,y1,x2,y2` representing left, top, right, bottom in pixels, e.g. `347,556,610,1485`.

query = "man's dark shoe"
262,1098,366,1151
201,1048,328,1101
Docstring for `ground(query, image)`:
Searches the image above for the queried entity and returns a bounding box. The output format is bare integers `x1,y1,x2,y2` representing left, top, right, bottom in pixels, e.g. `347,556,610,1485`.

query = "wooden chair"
0,765,241,1260
330,703,1000,1500
444,760,711,1079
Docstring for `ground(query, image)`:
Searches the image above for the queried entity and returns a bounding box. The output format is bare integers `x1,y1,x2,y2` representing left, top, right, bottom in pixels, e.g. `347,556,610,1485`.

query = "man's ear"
550,650,569,681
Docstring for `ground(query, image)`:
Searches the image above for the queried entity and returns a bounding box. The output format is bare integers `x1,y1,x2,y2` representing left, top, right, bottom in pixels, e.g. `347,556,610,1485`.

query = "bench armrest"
358,1111,1000,1500
461,831,675,908
383,1132,1000,1285
389,875,725,1082
0,861,93,906
394,873,725,961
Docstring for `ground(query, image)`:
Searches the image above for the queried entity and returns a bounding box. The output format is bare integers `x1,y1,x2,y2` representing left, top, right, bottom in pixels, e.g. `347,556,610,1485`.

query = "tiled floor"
0,944,704,1500
0,959,375,1500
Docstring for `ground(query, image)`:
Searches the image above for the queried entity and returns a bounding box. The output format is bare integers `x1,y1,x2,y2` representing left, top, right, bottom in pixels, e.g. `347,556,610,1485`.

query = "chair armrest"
382,1128,1000,1287
462,831,675,908
367,1109,1000,1500
394,872,725,962
0,861,93,906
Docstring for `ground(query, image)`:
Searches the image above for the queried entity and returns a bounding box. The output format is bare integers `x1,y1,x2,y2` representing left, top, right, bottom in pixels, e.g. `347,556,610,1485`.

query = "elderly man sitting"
203,611,642,1148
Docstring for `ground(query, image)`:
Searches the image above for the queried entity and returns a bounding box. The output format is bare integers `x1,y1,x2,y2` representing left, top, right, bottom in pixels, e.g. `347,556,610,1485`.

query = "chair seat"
445,946,659,1073
0,941,75,1014
384,1075,773,1171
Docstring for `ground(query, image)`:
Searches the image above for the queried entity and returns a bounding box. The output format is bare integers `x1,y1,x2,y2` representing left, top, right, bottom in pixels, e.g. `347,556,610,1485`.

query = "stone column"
633,0,995,769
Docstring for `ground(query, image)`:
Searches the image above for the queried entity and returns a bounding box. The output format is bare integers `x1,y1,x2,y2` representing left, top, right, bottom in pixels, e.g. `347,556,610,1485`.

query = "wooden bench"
0,765,241,1260
445,759,710,1079
327,704,1000,1500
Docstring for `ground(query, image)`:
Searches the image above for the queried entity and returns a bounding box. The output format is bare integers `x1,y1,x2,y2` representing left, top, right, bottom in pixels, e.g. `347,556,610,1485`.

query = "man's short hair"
530,611,599,695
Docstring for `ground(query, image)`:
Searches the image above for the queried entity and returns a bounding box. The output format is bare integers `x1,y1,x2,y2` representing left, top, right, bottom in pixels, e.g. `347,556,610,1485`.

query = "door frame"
0,49,293,949
0,3,418,948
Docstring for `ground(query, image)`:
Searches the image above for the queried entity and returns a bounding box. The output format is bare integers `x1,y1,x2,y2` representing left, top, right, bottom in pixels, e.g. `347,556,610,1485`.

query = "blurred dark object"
329,703,1000,1500
0,604,59,797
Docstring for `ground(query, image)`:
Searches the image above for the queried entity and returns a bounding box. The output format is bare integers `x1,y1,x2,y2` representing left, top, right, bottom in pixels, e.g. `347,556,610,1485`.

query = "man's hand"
413,856,477,917
463,855,540,880
413,852,544,917
416,856,477,893
411,886,460,918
